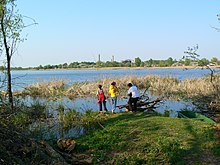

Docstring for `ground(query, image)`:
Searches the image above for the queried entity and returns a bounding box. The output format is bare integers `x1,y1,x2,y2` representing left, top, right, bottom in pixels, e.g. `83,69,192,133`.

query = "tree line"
8,56,220,70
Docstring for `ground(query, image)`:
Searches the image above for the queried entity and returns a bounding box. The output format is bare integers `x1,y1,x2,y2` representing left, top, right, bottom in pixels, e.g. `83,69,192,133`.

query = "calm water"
4,67,220,91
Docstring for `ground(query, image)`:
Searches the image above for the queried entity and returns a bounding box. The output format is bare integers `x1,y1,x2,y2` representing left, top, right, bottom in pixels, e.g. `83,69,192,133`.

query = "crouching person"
127,83,140,112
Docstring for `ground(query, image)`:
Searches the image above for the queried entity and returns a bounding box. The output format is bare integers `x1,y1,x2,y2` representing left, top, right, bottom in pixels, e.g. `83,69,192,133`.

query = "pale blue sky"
12,0,220,67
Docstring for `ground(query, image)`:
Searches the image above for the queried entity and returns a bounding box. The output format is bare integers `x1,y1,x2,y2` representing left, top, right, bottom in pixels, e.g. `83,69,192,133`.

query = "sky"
9,0,220,67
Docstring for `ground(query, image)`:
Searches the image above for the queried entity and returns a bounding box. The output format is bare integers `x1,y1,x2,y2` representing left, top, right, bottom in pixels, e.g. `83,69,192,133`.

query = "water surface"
5,67,220,91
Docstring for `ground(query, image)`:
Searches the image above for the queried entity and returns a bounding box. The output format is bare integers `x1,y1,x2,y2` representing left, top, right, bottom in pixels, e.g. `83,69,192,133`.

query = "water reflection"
25,95,196,116
26,95,197,140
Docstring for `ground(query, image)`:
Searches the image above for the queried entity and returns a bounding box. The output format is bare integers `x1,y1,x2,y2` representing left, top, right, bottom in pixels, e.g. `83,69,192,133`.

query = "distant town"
9,55,220,70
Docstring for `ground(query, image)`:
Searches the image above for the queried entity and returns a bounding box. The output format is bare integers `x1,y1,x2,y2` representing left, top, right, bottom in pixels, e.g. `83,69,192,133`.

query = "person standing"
97,85,108,113
127,83,140,112
108,81,119,113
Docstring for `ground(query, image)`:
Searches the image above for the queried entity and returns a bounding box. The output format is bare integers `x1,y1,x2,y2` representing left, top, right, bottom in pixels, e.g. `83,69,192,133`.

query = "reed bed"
64,74,220,111
23,80,65,97
22,74,219,100
170,75,220,98
64,75,153,98
19,74,220,110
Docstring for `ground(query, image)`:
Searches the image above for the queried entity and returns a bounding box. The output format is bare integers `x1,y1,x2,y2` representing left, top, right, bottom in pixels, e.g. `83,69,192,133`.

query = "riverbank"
72,112,220,164
23,65,220,71
1,110,219,164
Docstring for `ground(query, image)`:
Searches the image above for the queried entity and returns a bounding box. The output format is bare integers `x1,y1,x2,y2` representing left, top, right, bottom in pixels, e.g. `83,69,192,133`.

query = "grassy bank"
74,112,220,164
1,109,219,164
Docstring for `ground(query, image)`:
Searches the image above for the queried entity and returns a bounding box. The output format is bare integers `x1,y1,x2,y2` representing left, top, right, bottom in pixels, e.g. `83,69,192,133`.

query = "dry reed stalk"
174,77,218,98
23,80,65,97
64,75,162,98
19,74,219,108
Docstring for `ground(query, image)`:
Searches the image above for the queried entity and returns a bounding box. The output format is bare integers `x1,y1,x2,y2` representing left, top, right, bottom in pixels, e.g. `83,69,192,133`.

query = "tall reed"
23,80,65,97
18,74,220,111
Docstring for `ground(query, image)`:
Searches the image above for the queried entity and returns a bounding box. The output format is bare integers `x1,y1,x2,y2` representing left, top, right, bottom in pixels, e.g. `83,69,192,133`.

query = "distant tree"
148,58,153,67
58,64,63,69
134,57,142,67
62,63,68,68
210,57,218,64
184,58,191,66
0,65,4,70
105,61,114,67
121,59,131,67
38,65,43,69
140,62,145,67
198,58,209,66
159,60,166,67
96,61,104,67
166,57,174,66
69,62,79,68
43,64,52,69
144,60,150,67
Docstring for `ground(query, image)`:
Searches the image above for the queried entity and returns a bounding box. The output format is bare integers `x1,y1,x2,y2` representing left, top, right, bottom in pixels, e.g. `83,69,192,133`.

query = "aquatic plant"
23,80,65,98
58,107,108,136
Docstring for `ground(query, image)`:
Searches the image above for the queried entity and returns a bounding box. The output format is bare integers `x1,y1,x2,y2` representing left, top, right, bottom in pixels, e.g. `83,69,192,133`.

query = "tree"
198,58,209,66
159,60,166,67
134,57,142,67
62,63,68,68
210,57,218,64
148,58,153,67
184,58,191,66
166,57,174,66
0,0,36,110
184,45,215,82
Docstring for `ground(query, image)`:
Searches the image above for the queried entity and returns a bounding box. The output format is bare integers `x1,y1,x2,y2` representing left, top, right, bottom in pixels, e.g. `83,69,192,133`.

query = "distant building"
98,54,101,62
190,62,198,66
172,62,184,67
208,63,217,66
111,55,114,62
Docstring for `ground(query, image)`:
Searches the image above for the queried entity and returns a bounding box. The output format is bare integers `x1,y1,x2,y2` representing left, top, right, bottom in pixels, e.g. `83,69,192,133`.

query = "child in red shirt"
97,85,108,112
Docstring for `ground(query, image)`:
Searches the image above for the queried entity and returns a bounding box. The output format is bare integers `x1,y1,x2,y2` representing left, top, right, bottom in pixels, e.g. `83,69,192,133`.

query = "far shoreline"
15,65,220,71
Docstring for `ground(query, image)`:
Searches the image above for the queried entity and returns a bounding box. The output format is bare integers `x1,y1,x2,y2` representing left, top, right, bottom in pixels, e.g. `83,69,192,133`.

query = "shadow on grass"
75,110,219,164
167,119,218,165
104,111,161,127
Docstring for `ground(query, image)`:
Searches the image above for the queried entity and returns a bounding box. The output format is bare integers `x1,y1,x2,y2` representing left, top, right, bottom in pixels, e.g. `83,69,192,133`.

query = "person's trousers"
128,97,139,112
99,101,107,111
111,97,117,112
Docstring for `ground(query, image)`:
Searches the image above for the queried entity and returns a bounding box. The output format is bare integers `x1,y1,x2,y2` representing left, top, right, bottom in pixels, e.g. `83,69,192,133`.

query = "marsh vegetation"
19,74,220,111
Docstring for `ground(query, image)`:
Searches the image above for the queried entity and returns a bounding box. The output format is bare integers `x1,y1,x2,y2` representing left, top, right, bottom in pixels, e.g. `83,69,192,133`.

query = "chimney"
98,54,101,62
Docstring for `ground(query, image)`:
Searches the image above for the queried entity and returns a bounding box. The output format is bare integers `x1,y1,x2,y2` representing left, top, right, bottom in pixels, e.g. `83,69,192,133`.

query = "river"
6,67,220,91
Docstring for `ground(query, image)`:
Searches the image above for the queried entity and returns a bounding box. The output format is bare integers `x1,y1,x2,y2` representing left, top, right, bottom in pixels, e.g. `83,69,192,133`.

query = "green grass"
74,112,219,164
